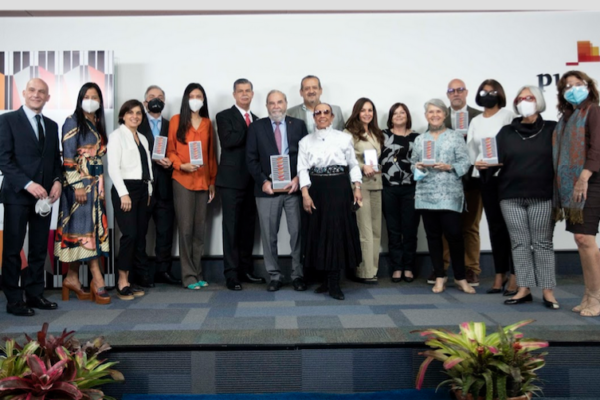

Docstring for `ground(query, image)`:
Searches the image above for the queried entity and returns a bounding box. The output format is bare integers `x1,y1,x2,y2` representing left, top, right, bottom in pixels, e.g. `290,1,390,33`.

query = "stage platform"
2,274,600,399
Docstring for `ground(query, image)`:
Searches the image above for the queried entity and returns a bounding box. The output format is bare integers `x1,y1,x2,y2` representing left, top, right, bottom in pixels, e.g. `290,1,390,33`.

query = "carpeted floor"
1,275,598,346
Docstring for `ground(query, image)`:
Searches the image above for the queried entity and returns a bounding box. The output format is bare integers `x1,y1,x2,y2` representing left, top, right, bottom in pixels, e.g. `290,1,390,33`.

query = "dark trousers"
421,210,466,281
479,178,514,275
382,185,420,272
146,195,175,277
1,203,51,304
219,183,257,281
111,181,149,274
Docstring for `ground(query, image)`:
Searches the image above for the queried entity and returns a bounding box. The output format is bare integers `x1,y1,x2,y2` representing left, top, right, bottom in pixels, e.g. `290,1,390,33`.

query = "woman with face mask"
477,86,558,309
553,70,600,317
167,83,217,290
467,79,517,296
55,82,111,305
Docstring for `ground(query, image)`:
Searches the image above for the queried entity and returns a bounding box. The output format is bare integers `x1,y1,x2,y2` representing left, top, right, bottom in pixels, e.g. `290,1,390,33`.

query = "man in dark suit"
216,78,264,291
0,78,63,316
137,85,180,287
435,78,483,287
246,90,308,292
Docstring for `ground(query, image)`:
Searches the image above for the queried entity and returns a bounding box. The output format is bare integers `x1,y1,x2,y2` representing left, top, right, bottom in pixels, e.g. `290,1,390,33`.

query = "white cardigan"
107,124,153,197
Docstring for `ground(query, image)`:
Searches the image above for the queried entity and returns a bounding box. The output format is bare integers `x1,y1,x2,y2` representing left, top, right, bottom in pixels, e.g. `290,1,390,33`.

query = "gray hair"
513,85,546,114
423,98,448,117
266,90,287,104
144,85,165,100
233,78,253,91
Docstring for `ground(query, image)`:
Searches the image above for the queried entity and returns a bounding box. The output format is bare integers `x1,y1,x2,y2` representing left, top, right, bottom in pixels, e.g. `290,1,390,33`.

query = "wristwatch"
354,184,362,190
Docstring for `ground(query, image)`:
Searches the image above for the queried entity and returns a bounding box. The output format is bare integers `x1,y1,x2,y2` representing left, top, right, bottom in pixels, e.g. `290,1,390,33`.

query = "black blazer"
138,116,172,200
215,105,259,190
246,115,308,198
0,107,62,205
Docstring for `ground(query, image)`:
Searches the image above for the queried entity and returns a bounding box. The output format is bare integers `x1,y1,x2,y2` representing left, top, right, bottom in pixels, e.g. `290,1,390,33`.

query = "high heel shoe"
543,297,560,310
455,279,476,294
504,293,532,305
90,280,111,305
580,290,600,317
573,290,590,313
62,281,91,301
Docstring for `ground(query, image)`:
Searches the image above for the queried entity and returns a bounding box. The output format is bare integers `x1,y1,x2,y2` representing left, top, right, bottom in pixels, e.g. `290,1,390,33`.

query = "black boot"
314,279,328,293
328,271,345,300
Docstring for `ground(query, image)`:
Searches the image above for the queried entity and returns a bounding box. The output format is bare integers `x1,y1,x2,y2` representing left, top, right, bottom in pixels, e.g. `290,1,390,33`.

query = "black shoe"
25,296,58,310
292,278,307,291
503,289,518,297
154,271,181,285
116,286,135,301
7,302,35,316
486,287,503,294
543,297,560,309
241,272,266,284
391,272,402,283
314,282,328,293
504,293,533,305
403,272,415,283
226,278,243,291
267,280,282,292
329,287,345,300
137,276,155,288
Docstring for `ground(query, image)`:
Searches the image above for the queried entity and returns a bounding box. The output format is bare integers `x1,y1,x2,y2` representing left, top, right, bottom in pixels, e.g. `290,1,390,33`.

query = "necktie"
244,113,251,127
151,119,160,137
274,121,282,154
35,114,45,150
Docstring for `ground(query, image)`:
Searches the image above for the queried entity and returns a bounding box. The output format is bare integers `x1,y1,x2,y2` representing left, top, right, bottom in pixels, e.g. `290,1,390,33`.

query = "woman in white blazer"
107,99,153,301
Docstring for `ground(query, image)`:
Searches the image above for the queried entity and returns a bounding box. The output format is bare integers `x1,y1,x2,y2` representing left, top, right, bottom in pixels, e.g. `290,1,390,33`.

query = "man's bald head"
23,78,50,113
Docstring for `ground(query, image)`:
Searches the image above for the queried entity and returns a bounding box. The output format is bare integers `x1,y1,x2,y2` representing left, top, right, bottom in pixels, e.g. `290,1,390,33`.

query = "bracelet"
354,185,362,190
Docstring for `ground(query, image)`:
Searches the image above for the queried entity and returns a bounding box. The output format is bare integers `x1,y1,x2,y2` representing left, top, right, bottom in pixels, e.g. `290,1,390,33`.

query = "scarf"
552,104,589,224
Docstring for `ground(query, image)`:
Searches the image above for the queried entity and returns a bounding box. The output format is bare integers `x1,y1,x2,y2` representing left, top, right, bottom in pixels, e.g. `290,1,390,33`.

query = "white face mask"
35,198,53,217
189,99,204,112
81,99,101,114
517,101,537,118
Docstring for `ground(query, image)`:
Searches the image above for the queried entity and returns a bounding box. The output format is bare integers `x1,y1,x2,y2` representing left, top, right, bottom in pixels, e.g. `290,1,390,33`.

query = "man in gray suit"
286,75,345,133
434,79,483,287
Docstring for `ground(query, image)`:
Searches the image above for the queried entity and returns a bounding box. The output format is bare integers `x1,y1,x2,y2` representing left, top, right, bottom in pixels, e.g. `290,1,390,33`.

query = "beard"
269,110,285,122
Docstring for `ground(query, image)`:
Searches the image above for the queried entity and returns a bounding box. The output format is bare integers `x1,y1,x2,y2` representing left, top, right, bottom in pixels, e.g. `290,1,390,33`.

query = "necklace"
514,122,544,141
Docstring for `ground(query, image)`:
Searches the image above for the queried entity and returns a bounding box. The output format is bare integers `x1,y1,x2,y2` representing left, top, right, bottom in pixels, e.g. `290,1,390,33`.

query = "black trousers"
1,203,51,304
111,181,149,274
382,185,420,272
421,210,466,281
479,178,514,275
219,183,257,281
146,195,175,277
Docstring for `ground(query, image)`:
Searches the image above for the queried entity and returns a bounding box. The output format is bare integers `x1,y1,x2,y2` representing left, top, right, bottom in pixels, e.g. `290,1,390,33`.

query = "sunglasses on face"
313,109,331,116
447,87,466,94
479,90,498,97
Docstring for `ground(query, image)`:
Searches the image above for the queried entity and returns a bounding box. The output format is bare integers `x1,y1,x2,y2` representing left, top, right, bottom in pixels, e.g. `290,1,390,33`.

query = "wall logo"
566,41,600,66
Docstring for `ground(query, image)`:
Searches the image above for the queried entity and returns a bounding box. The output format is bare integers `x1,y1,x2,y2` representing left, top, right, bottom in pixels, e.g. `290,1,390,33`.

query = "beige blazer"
346,129,383,191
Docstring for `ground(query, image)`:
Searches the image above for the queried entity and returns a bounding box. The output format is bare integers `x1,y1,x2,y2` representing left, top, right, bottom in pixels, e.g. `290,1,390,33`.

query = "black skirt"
303,167,362,271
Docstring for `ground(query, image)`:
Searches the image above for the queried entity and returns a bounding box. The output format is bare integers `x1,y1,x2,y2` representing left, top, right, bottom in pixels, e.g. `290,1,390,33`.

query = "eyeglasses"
447,87,466,94
516,95,536,103
313,109,331,116
479,90,498,97
565,81,587,89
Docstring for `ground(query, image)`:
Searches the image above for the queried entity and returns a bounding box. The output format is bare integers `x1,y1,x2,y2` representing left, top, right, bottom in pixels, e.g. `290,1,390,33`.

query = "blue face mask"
564,86,589,105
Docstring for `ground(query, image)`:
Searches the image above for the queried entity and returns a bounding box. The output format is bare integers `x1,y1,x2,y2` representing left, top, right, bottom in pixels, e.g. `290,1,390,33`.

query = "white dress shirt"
235,104,254,123
297,126,362,188
107,124,154,197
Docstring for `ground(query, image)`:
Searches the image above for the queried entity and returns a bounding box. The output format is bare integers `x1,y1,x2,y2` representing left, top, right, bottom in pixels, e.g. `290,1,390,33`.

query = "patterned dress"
55,115,110,262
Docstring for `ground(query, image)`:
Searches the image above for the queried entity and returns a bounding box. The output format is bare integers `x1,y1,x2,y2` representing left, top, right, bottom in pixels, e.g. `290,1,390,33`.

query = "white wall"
1,10,600,254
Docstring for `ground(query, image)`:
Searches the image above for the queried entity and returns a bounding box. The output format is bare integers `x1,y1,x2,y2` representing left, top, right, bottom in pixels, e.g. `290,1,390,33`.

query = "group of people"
0,71,599,318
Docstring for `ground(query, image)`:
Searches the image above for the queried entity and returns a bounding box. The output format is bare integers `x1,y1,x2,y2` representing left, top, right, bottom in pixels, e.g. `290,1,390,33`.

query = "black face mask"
479,95,499,108
147,98,165,113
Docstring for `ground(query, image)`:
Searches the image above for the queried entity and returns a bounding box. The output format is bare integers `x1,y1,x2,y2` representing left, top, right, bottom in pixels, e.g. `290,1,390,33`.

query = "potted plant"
413,319,548,400
0,322,124,400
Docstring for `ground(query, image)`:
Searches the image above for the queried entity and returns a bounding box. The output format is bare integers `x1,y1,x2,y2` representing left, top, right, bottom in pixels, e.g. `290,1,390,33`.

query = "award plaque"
455,111,468,136
363,149,380,173
481,136,500,165
422,140,436,166
189,141,204,166
270,155,292,192
152,136,167,160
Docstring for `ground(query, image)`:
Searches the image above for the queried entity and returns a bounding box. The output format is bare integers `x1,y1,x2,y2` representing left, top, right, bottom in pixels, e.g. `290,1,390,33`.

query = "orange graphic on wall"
567,41,600,66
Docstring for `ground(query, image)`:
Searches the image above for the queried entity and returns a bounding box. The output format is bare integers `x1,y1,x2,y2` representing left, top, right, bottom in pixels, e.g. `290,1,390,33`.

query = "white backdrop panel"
2,11,600,254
